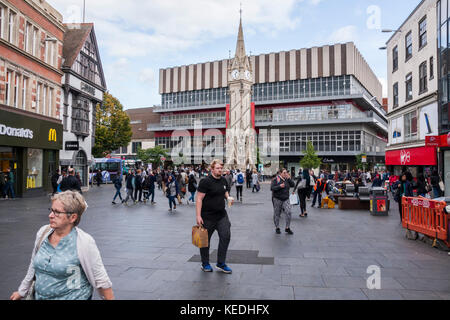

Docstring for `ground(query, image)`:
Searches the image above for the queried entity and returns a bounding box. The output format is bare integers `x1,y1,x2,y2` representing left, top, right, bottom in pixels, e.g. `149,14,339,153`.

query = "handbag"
289,193,299,206
192,225,209,248
25,225,51,300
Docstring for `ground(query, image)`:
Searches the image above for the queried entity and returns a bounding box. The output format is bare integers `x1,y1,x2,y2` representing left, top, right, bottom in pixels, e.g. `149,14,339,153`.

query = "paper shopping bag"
289,194,299,206
192,225,209,248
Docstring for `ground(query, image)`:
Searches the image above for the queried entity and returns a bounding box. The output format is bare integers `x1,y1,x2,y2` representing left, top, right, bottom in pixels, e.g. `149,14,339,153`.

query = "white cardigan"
18,225,113,298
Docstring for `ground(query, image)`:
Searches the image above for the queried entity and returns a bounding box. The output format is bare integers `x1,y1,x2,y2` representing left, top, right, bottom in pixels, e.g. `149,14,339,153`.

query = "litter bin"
370,187,389,216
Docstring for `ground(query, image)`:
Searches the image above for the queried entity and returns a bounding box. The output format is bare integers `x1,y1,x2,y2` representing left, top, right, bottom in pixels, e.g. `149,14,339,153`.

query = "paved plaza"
1,183,449,300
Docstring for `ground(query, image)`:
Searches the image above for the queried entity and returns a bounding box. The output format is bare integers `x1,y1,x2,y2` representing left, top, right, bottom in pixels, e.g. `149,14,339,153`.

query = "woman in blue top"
11,191,114,300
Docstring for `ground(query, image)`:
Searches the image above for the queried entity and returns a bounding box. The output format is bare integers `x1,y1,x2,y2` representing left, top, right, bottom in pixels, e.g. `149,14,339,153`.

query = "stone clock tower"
225,15,256,170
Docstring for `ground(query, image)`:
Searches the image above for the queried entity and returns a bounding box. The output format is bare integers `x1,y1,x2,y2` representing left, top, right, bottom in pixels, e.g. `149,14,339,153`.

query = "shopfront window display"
27,148,42,189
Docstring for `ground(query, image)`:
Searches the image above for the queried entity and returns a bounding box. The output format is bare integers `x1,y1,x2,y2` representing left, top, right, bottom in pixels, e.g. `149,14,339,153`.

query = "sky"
47,0,420,110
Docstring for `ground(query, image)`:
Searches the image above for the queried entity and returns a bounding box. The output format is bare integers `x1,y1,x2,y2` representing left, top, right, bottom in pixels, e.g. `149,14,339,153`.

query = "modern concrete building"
385,0,439,178
151,18,388,174
0,0,64,197
59,23,106,189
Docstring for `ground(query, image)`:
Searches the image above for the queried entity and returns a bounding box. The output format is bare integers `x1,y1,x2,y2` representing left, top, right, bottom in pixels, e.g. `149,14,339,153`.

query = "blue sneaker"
215,263,232,274
201,264,213,272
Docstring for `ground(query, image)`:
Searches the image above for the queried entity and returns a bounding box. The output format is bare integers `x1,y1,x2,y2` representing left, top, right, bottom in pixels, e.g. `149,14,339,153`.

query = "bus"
92,158,124,184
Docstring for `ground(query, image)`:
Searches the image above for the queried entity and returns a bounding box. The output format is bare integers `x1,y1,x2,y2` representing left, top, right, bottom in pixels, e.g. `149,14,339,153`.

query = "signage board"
0,108,62,150
65,141,79,151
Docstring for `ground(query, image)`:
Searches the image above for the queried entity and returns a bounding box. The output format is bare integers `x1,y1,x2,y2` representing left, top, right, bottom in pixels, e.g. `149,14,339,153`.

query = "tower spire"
235,4,246,60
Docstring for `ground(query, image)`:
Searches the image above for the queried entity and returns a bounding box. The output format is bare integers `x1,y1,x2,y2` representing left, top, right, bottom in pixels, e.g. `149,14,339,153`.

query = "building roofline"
386,0,426,45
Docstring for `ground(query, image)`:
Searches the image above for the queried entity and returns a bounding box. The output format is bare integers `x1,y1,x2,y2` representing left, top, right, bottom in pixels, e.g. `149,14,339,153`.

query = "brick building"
112,107,161,165
0,0,64,197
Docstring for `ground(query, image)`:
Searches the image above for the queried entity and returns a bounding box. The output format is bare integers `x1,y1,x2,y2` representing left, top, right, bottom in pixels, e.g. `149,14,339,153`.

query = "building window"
8,11,15,44
393,82,399,108
393,46,398,72
121,146,128,154
27,148,43,189
36,83,41,113
72,97,90,135
419,61,428,94
22,77,27,110
13,74,18,108
405,31,413,61
430,56,434,79
404,111,418,141
419,16,427,49
0,5,5,39
32,27,38,56
132,142,142,154
42,85,47,116
5,70,12,105
25,22,31,52
405,73,413,102
48,88,53,117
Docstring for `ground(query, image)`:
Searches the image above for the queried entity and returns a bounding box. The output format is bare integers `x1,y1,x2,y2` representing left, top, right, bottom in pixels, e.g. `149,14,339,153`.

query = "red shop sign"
425,136,441,147
385,146,437,166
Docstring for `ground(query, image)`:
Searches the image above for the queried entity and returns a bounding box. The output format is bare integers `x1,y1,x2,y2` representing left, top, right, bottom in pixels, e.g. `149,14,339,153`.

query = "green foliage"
355,153,367,170
93,92,132,158
300,141,321,169
137,145,169,167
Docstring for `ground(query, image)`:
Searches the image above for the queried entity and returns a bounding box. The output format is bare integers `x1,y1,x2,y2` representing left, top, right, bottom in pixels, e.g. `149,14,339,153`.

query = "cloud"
328,25,359,43
138,68,156,87
48,0,304,59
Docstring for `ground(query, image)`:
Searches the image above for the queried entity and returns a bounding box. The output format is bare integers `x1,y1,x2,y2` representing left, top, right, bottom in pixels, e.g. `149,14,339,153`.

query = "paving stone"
2,184,450,300
398,290,445,300
293,287,368,300
361,289,404,300
281,274,326,287
223,284,294,300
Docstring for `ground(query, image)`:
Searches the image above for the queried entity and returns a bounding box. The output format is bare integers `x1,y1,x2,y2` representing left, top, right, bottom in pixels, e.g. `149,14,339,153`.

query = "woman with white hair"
10,191,114,300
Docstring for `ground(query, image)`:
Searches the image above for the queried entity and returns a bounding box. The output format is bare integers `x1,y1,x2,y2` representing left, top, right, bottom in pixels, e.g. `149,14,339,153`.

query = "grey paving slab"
1,183,449,300
293,287,368,300
361,289,404,300
322,275,405,290
281,274,326,287
398,290,445,300
223,284,294,300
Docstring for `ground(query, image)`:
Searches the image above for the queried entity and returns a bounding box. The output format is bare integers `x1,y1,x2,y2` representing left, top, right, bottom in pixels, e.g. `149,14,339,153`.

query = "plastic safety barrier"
401,197,450,248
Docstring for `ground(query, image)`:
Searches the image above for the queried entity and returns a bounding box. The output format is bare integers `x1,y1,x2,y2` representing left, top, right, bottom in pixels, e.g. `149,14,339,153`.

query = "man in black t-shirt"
196,159,233,274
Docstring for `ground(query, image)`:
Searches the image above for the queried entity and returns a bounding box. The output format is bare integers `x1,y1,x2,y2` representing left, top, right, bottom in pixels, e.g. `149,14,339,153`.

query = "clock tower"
226,14,256,170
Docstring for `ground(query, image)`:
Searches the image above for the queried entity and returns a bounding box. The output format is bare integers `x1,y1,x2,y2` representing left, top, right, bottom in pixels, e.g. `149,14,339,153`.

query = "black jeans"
298,188,308,215
134,187,142,201
236,186,243,200
200,215,231,266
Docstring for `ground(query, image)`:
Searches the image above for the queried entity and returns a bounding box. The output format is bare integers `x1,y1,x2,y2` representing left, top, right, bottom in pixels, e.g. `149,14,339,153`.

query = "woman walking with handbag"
166,175,179,212
10,191,114,300
187,172,198,204
294,169,310,218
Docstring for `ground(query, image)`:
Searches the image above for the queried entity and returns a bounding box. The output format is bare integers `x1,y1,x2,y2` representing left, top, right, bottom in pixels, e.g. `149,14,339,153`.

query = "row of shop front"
385,136,450,197
0,105,62,198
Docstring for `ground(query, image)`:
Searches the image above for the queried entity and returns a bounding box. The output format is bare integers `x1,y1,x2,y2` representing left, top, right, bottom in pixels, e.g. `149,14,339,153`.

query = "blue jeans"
168,195,176,209
312,191,322,207
113,188,122,201
432,187,441,199
4,182,15,199
189,191,196,202
146,189,155,202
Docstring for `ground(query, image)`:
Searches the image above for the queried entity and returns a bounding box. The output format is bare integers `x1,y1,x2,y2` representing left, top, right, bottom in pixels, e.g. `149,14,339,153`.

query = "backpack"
237,173,244,184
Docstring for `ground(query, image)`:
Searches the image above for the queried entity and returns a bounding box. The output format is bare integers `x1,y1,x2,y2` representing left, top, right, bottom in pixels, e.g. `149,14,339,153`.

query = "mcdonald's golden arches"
48,129,57,142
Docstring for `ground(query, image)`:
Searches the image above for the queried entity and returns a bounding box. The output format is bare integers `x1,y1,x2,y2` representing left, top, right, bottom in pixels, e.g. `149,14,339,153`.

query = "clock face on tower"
245,70,252,80
231,69,240,80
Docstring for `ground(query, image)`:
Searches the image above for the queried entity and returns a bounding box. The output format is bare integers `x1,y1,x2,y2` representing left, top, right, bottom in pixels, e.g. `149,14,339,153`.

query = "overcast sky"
47,0,419,110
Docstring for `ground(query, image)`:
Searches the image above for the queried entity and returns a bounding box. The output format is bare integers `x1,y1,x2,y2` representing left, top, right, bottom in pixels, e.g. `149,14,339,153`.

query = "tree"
300,141,321,169
137,145,169,168
356,153,368,170
93,92,132,158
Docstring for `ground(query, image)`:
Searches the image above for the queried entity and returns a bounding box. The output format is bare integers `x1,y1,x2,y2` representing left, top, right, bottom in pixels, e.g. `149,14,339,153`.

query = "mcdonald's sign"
49,128,57,142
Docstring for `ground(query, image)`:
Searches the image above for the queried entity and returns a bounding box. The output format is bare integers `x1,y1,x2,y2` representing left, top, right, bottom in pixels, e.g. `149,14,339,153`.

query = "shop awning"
385,146,437,166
